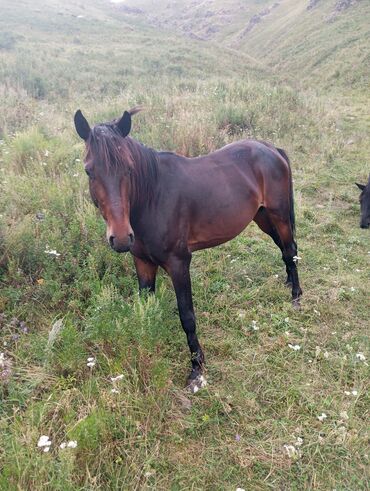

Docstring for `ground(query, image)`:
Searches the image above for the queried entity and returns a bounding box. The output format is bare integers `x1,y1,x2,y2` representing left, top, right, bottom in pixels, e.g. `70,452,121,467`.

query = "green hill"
118,0,370,88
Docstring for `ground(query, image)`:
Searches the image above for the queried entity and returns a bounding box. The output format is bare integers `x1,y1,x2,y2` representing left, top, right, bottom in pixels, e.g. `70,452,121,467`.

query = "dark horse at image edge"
355,175,370,229
74,108,302,390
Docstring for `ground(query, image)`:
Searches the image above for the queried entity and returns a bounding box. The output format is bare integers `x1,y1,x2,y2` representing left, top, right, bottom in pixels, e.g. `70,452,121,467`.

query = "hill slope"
117,0,370,88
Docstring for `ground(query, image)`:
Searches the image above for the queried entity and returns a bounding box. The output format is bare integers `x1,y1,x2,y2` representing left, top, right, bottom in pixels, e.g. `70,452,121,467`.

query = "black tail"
277,147,295,237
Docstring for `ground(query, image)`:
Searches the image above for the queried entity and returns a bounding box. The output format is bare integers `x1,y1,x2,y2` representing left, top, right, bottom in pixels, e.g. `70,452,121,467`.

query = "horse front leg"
166,254,205,392
133,256,158,294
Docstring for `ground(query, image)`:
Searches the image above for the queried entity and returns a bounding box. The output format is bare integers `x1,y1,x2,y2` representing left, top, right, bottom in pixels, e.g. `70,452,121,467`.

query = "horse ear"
116,111,132,138
74,110,91,141
355,182,366,191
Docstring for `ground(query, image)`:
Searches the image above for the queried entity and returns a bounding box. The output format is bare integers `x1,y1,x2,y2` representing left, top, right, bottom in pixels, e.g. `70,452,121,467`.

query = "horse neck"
128,140,159,209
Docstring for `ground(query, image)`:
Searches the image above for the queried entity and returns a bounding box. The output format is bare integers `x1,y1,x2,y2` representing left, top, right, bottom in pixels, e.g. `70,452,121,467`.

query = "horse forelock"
86,124,158,205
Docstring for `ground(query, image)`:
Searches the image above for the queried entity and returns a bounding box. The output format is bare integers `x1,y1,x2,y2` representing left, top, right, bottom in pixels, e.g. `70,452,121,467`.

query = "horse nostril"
109,235,115,247
128,233,134,244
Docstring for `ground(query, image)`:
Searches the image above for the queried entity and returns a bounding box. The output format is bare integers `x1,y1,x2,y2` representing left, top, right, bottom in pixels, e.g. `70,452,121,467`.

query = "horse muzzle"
108,233,135,252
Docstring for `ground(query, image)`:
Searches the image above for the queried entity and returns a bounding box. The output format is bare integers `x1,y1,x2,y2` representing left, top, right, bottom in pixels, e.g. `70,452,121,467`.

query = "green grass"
0,0,369,489
124,0,370,90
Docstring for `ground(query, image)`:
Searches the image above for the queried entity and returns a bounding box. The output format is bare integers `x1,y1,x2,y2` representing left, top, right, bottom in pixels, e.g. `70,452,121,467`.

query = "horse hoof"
186,374,207,394
292,298,301,310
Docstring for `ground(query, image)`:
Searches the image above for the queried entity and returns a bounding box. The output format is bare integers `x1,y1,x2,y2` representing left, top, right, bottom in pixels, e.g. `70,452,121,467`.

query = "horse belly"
188,195,259,252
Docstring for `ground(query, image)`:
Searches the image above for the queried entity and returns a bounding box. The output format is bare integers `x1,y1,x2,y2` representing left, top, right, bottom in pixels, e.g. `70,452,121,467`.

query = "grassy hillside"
119,0,370,89
0,0,369,490
0,0,266,134
236,0,370,90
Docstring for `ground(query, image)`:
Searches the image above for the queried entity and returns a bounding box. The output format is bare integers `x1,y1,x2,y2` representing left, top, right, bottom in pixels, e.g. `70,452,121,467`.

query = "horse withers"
356,175,370,229
74,108,302,390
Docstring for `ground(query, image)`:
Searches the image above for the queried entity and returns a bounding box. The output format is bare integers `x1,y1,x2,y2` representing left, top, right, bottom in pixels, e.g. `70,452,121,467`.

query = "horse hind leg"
254,207,302,305
268,210,302,305
253,207,293,286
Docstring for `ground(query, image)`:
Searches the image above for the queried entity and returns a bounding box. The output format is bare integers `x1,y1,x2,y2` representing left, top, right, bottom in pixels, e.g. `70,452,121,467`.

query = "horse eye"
85,168,94,179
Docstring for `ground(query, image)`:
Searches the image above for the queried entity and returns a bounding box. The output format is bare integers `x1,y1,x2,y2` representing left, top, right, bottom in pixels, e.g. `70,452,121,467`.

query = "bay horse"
74,108,302,390
355,175,370,229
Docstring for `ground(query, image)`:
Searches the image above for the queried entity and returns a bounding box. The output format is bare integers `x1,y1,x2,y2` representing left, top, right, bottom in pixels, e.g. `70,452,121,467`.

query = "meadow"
0,0,369,489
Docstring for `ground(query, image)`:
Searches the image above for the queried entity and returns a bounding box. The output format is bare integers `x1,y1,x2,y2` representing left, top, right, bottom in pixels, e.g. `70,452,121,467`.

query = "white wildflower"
60,440,78,449
350,287,355,292
111,388,120,394
43,446,50,452
324,351,329,359
344,389,358,396
356,353,366,361
37,435,52,448
87,357,96,368
317,413,327,422
283,444,298,458
236,488,246,491
0,352,5,368
251,320,259,331
44,245,61,257
288,344,301,351
293,255,301,263
295,437,304,447
110,374,124,382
